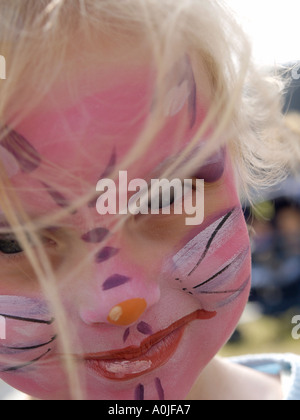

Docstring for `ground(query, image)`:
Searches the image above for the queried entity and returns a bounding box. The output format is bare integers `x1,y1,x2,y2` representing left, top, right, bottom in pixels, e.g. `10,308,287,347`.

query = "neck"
187,356,283,400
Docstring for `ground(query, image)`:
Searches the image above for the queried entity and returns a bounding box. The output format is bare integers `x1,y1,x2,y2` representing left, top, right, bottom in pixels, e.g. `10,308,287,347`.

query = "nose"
79,272,160,327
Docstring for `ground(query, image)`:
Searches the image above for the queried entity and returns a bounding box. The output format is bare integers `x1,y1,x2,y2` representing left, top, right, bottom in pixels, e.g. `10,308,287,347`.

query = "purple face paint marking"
102,274,131,291
88,149,117,208
137,321,153,335
81,228,109,243
0,128,41,173
155,377,165,400
134,383,144,400
95,247,119,264
99,148,117,179
41,182,71,210
123,327,130,343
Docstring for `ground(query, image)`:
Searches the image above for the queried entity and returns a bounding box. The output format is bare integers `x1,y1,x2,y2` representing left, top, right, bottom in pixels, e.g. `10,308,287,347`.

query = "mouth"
83,309,216,380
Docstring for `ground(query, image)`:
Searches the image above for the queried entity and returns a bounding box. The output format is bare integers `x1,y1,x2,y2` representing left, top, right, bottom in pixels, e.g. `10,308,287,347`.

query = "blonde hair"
0,0,299,399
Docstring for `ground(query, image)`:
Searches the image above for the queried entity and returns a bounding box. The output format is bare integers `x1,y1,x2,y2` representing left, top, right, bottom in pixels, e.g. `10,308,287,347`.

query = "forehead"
15,67,156,177
2,53,213,218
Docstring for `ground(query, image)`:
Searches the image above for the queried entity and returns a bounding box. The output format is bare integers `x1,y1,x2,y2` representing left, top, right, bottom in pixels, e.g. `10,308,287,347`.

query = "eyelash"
0,232,58,262
144,179,198,213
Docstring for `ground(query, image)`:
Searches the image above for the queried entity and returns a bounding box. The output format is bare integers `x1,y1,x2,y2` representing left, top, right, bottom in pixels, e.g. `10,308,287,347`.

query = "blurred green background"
220,306,300,357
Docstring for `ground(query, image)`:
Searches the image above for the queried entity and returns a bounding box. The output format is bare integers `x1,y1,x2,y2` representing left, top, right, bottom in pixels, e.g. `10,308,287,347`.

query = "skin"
0,44,255,400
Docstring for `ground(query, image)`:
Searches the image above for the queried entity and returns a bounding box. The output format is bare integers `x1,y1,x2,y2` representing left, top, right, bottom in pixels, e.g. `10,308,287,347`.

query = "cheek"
155,208,251,399
164,206,251,311
0,296,56,377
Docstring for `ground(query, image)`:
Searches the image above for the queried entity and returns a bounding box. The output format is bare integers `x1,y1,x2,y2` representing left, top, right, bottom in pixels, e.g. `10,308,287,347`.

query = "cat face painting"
0,55,251,400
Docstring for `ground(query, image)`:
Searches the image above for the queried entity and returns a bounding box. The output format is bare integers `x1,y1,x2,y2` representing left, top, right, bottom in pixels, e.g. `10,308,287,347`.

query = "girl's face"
0,51,251,400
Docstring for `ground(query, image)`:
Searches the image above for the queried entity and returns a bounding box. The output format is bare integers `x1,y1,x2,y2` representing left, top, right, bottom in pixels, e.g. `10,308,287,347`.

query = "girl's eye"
149,189,176,210
0,234,23,255
0,232,57,257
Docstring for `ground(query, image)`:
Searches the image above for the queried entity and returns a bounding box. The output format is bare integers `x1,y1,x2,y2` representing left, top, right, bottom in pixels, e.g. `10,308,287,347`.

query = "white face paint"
166,206,251,312
0,296,52,321
172,207,245,275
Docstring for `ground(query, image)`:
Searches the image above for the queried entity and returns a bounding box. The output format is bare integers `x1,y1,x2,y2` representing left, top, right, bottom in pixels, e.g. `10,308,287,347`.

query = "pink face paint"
0,295,76,400
169,207,251,307
0,55,250,400
173,207,246,275
0,296,55,373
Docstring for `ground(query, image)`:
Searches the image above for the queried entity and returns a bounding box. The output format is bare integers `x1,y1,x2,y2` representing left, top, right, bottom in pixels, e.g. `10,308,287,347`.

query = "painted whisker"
214,277,251,308
198,289,244,295
191,247,250,290
196,277,250,295
188,208,234,276
193,262,232,289
4,336,57,351
0,313,54,325
182,277,250,300
1,348,52,373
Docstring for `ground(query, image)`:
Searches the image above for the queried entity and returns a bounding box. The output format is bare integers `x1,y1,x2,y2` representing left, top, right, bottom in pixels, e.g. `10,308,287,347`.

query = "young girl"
0,0,299,400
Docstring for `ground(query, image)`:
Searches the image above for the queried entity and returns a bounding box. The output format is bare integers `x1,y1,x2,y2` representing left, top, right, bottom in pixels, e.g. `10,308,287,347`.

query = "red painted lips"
84,309,216,380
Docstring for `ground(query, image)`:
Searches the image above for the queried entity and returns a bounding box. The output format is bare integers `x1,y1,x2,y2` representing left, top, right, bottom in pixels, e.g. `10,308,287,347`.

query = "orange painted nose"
107,298,147,326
